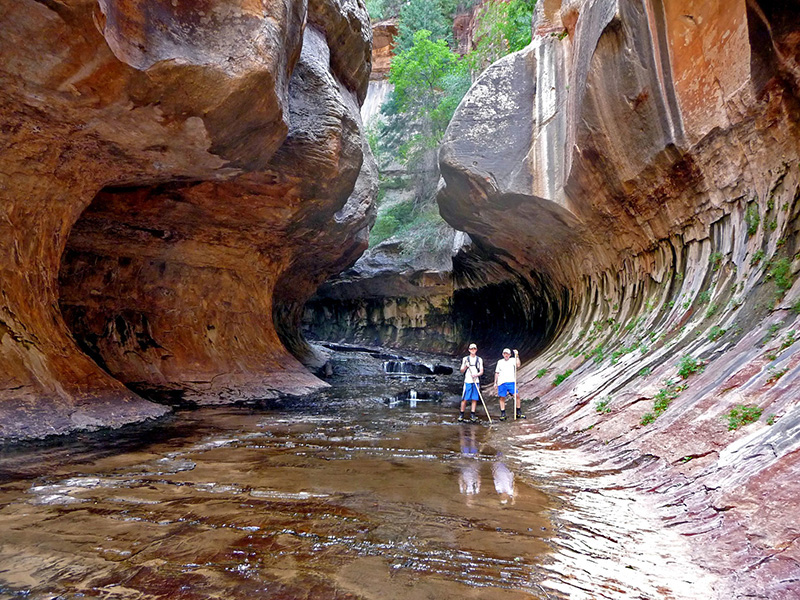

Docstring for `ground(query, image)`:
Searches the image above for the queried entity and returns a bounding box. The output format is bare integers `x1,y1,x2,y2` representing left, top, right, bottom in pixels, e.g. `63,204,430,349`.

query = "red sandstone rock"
438,0,800,595
0,0,375,438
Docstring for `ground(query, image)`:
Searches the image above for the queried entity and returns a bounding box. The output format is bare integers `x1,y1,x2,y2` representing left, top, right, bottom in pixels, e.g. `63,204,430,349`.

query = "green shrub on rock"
725,404,763,431
678,355,704,379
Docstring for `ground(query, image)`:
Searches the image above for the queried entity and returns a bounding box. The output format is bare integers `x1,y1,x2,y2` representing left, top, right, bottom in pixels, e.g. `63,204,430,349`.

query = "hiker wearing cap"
494,348,523,420
459,343,484,422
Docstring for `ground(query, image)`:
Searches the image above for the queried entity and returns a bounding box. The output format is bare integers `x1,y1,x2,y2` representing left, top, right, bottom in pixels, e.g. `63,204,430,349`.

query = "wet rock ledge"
438,1,800,597
0,0,376,440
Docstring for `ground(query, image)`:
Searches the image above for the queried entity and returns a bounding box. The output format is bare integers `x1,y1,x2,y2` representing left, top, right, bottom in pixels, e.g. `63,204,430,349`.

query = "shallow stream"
0,346,553,599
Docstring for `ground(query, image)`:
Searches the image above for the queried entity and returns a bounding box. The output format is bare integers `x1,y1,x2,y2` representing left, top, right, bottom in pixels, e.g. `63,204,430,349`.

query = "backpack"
465,356,482,375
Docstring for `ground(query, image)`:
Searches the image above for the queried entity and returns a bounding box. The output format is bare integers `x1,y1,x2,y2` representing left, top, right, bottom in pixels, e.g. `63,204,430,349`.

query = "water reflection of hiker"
459,343,484,423
492,456,515,505
458,427,480,499
494,348,523,420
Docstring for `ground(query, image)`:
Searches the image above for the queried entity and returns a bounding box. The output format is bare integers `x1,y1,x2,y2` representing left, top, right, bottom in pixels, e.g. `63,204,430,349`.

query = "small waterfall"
382,361,434,375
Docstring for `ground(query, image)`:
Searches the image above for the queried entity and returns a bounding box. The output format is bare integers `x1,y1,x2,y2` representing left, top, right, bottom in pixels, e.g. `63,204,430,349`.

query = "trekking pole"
468,362,492,425
476,384,493,424
513,358,517,421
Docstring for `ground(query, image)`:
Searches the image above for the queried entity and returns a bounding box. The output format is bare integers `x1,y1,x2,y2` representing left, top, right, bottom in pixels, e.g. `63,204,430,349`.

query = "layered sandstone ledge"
439,0,799,596
0,0,376,440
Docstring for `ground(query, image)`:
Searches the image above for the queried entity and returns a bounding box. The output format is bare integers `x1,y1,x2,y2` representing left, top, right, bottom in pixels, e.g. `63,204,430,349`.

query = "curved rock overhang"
0,0,376,440
438,0,800,594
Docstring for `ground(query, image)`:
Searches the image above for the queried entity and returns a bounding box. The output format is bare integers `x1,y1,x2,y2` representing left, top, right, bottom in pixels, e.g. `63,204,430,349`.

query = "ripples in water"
0,347,552,599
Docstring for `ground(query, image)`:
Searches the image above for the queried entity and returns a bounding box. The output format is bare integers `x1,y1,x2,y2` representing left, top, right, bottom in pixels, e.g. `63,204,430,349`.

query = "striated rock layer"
439,0,800,596
304,232,460,353
0,0,375,439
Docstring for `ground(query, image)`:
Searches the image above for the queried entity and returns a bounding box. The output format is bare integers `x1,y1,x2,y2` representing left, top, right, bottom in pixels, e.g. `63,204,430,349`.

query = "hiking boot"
499,415,507,421
470,414,480,423
457,415,466,423
516,412,526,419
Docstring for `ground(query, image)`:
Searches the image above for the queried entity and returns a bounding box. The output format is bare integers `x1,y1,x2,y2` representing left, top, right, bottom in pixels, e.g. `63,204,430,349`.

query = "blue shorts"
497,382,516,397
462,383,480,401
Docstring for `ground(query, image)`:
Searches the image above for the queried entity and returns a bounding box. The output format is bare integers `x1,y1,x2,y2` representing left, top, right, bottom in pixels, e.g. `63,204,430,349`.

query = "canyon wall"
438,0,800,596
304,9,479,355
0,0,375,440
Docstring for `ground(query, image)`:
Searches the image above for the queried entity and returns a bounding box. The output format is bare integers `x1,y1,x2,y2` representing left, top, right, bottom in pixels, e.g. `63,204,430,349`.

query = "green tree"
388,29,469,163
502,0,536,51
364,0,405,21
468,0,536,70
365,0,384,20
395,0,453,52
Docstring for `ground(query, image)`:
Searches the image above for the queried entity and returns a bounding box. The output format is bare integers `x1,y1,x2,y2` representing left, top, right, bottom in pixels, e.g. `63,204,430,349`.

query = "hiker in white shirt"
493,348,523,420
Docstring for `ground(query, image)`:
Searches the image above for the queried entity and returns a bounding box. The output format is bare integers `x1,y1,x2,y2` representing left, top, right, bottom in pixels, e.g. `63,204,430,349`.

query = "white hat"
503,348,511,354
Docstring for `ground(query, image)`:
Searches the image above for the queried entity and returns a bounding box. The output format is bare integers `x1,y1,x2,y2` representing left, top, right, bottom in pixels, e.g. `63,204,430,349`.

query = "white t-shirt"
462,356,482,383
495,358,517,385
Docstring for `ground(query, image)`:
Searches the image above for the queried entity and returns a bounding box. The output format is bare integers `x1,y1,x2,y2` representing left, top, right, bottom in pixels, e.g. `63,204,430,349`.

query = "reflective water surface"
0,347,552,599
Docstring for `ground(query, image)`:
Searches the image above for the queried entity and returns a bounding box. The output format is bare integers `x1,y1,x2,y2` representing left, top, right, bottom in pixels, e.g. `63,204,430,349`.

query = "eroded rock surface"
0,0,375,438
439,0,800,596
304,232,459,353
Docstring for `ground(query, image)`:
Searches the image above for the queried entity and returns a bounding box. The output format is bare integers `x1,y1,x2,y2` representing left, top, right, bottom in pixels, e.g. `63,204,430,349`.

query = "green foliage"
768,257,794,292
678,355,704,379
708,326,726,341
698,291,711,304
780,330,796,351
641,381,687,425
595,397,612,414
584,345,604,363
705,303,719,319
710,252,723,271
640,412,656,426
745,202,760,236
624,316,644,332
610,341,640,365
503,0,537,50
766,414,777,426
725,404,763,431
791,298,800,314
766,366,788,384
769,219,778,231
653,383,684,414
395,0,453,53
364,0,406,20
535,367,548,378
468,0,536,70
370,213,400,246
365,0,385,20
388,29,470,165
638,366,652,377
369,199,415,246
553,369,574,386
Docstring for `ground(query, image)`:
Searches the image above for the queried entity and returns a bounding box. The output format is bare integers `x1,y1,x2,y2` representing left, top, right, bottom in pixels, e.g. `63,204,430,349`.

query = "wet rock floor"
0,347,553,599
